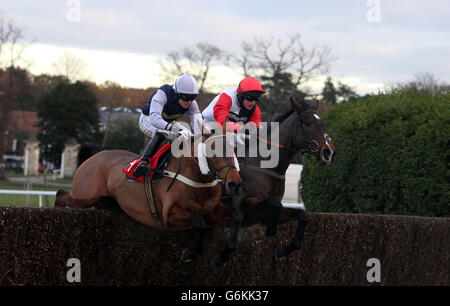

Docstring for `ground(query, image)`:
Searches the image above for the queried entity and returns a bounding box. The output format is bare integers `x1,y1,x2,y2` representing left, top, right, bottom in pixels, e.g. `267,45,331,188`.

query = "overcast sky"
2,0,450,95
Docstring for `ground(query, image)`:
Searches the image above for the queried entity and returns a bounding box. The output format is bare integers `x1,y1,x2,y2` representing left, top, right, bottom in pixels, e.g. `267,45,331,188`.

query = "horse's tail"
78,143,105,167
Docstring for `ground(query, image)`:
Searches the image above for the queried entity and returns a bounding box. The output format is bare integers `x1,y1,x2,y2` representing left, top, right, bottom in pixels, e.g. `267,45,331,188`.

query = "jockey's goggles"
241,92,261,102
179,93,197,102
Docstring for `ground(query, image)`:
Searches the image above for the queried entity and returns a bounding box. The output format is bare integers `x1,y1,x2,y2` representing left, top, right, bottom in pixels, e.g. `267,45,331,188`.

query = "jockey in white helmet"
133,75,202,178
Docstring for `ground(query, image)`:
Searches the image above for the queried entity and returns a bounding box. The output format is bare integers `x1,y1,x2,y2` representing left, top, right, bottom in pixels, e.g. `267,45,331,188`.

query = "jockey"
133,75,202,177
202,76,265,140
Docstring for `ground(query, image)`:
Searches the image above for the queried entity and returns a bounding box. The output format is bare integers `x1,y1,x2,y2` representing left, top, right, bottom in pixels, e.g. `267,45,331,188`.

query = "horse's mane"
273,110,294,123
266,100,311,135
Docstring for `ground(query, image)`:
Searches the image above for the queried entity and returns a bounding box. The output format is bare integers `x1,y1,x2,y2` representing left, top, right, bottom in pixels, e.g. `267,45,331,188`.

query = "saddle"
123,143,172,182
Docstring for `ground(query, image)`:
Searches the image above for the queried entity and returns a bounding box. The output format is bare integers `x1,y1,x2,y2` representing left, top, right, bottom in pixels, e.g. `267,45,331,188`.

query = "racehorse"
55,127,243,264
215,97,336,267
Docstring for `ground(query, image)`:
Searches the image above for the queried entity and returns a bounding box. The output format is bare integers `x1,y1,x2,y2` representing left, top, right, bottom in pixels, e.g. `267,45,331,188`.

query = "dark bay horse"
215,97,336,267
55,131,243,264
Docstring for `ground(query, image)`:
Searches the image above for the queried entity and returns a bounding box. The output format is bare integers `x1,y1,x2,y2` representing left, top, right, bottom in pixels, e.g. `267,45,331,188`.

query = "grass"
0,176,69,208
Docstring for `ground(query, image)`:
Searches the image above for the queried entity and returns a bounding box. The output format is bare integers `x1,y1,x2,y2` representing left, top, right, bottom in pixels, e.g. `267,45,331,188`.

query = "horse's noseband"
292,111,330,155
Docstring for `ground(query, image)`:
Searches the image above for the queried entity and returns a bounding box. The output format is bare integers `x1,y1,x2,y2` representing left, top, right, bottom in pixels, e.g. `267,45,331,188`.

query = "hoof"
181,248,198,263
212,254,227,269
274,245,289,260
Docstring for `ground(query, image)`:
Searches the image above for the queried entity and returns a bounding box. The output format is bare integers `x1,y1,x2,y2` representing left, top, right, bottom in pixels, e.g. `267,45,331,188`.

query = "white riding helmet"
174,75,199,95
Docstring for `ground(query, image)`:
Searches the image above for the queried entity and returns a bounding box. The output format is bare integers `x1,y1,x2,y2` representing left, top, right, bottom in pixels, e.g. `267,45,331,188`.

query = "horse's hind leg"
55,190,71,207
181,215,207,263
54,189,99,209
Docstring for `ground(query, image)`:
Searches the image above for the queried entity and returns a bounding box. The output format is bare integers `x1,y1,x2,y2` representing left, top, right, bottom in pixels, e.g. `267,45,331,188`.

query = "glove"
170,122,193,140
171,121,187,132
177,128,193,140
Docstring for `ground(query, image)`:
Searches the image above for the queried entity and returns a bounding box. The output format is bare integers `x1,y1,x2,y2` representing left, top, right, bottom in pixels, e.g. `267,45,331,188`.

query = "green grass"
0,179,62,208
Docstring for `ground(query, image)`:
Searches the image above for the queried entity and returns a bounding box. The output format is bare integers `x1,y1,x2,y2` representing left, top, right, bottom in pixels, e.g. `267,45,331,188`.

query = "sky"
2,0,450,95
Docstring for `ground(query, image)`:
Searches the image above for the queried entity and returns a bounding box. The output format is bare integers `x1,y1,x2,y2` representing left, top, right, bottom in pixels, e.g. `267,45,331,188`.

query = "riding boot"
133,132,165,177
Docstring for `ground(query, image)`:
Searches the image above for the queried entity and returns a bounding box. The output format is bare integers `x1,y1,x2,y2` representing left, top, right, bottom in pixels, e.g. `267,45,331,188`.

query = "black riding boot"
133,132,165,177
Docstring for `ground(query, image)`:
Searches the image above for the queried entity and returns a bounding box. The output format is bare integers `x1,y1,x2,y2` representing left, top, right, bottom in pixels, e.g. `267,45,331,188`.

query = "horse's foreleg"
213,194,244,268
275,209,308,259
181,214,206,263
265,196,282,237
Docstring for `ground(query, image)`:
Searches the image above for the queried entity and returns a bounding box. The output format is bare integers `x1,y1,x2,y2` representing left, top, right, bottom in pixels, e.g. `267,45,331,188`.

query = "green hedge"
301,90,450,217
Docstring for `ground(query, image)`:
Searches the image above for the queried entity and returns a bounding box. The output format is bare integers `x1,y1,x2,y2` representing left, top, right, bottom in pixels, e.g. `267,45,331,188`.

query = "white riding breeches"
139,113,160,137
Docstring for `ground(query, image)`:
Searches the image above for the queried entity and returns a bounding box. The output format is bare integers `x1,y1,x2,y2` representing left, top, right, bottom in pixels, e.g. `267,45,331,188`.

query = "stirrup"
133,159,149,177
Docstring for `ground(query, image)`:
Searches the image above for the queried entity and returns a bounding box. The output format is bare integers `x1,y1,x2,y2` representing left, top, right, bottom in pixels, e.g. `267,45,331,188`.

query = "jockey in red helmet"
202,77,265,133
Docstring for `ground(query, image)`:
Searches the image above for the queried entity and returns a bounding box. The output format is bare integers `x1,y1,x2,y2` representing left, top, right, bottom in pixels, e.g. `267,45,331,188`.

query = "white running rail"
0,190,57,208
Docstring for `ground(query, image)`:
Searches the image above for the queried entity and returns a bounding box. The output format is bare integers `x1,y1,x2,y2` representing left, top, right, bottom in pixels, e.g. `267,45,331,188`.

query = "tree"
159,42,224,92
336,82,359,103
321,77,337,104
403,73,449,95
95,81,127,146
52,51,90,83
259,71,306,119
103,118,143,154
6,66,36,110
37,81,101,162
231,33,333,118
0,11,33,178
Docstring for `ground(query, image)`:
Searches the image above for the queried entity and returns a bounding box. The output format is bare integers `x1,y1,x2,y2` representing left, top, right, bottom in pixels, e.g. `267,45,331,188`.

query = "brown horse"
55,131,242,263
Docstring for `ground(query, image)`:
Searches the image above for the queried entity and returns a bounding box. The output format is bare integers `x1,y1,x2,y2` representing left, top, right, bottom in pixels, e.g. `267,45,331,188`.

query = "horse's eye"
304,121,311,127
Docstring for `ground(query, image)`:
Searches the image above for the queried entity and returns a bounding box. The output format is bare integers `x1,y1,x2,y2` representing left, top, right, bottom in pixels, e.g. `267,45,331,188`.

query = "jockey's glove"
177,129,193,140
170,122,193,140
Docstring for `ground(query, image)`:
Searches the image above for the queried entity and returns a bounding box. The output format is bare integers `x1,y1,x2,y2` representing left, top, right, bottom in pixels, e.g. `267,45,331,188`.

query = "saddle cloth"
122,143,172,182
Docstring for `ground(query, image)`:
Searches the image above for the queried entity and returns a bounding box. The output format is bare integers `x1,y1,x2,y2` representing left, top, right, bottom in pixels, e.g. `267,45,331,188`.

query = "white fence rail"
0,190,57,208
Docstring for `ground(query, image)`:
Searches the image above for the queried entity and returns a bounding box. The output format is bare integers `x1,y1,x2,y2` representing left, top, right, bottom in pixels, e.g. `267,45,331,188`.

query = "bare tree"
52,51,90,83
159,42,224,92
96,81,126,146
232,33,333,95
0,11,33,178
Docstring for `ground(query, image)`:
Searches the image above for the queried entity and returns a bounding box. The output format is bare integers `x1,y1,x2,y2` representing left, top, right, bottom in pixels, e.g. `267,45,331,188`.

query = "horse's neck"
271,113,297,175
180,153,212,183
243,113,297,176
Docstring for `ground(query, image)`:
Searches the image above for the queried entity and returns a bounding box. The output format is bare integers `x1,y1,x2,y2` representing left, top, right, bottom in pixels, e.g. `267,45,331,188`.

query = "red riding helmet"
237,77,266,95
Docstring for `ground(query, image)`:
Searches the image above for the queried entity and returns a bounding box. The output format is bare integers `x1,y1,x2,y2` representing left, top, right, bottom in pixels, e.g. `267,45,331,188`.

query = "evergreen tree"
321,77,337,104
260,71,307,121
103,118,143,154
37,81,101,162
337,82,359,103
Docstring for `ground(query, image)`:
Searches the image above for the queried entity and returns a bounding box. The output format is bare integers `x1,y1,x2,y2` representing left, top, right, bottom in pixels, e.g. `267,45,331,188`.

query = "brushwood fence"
0,206,448,285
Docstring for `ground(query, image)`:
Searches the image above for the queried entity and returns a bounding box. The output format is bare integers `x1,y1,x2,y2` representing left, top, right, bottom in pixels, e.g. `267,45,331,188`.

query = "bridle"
289,110,331,155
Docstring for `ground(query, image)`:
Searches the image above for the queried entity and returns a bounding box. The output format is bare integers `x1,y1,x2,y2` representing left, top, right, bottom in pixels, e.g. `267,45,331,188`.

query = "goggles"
241,92,261,102
179,93,197,102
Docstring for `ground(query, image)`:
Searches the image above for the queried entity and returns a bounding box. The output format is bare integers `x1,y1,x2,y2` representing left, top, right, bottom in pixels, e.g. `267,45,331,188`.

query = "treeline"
0,67,156,112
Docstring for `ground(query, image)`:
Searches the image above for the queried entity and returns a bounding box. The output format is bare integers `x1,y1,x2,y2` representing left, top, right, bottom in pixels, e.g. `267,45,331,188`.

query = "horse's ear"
312,99,320,111
290,96,306,113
